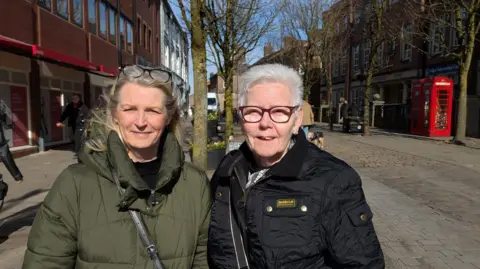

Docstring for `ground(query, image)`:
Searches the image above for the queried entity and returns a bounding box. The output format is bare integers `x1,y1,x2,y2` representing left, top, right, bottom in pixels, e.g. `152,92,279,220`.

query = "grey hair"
238,64,304,108
84,72,181,152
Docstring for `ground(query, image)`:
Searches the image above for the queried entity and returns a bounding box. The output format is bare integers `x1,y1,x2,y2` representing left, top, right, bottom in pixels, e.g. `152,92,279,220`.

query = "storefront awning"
0,35,33,53
32,45,97,71
0,35,118,77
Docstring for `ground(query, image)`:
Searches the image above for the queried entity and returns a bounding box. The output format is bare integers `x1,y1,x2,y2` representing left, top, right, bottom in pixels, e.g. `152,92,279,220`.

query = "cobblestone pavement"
1,126,480,268
313,127,480,268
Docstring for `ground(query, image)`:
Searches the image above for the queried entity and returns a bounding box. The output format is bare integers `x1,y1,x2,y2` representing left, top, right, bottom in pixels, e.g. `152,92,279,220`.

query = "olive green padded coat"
22,131,211,269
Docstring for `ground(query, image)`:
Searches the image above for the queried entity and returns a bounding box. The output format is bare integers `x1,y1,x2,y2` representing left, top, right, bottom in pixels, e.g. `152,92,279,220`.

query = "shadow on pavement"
1,189,49,213
0,203,41,245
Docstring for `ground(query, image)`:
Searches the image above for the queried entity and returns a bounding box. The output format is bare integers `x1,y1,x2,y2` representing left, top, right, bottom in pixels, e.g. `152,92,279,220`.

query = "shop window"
74,83,83,92
88,0,97,35
56,0,69,20
11,72,27,84
99,2,107,40
51,79,61,89
73,0,83,27
63,81,73,90
0,70,9,82
109,8,116,45
40,77,49,87
38,0,51,11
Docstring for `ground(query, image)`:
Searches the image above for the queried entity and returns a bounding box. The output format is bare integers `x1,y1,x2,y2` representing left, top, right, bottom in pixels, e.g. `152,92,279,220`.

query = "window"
109,8,116,44
127,22,133,52
73,0,83,27
88,0,97,34
137,17,142,45
148,29,152,52
452,8,467,47
38,0,51,10
401,24,413,60
355,9,362,24
341,53,346,75
353,45,360,72
333,54,339,77
99,2,107,40
376,42,384,66
56,0,69,20
363,42,370,70
143,23,147,49
430,15,445,55
120,16,125,50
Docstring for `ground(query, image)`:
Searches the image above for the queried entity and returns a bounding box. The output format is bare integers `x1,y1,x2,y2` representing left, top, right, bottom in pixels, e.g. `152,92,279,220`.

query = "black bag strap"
228,191,250,269
111,169,164,269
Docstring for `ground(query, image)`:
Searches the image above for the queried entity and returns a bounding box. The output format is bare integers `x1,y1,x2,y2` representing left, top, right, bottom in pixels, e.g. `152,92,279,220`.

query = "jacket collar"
217,128,308,179
106,131,184,192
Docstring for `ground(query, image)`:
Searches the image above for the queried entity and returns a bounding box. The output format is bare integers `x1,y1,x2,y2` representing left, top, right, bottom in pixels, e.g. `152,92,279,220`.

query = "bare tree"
402,0,479,143
357,0,404,136
316,0,351,128
176,0,209,168
281,0,326,101
205,0,284,137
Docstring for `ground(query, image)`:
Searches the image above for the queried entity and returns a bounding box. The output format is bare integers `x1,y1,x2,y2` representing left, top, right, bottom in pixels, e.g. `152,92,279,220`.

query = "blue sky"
169,3,265,95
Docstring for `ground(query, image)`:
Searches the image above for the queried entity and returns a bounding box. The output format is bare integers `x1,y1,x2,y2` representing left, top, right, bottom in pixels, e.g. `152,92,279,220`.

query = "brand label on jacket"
276,198,297,208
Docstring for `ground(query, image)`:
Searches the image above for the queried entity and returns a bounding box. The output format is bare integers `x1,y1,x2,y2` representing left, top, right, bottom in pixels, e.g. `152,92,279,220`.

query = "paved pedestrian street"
1,131,480,268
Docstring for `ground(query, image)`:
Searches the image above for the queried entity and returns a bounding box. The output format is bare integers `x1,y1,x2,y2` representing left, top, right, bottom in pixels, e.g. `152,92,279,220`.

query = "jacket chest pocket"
210,186,231,231
260,195,315,248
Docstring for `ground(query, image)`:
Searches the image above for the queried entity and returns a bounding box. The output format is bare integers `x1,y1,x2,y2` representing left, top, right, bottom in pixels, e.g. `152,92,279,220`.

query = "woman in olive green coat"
22,65,211,269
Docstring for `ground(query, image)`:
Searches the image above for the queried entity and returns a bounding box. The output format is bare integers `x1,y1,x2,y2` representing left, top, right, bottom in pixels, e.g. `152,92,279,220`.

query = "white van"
207,93,218,113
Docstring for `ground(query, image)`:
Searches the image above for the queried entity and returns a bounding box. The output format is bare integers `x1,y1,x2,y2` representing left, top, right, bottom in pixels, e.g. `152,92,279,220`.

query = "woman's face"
114,82,169,155
241,82,303,167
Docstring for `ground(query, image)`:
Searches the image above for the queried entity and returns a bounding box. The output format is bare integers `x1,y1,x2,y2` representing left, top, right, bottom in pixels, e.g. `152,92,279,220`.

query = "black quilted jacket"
208,131,385,269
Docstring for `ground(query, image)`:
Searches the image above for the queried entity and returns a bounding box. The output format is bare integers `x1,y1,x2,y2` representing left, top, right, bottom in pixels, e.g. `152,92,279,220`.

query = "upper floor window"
109,8,116,45
401,23,413,61
73,0,83,27
120,16,125,50
143,23,148,49
88,0,97,34
353,45,360,72
429,15,446,55
56,0,69,20
148,28,152,52
99,2,107,40
137,17,142,45
127,21,133,52
38,0,51,11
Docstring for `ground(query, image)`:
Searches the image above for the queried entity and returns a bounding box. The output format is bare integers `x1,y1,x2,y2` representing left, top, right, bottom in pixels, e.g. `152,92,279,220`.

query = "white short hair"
238,64,304,108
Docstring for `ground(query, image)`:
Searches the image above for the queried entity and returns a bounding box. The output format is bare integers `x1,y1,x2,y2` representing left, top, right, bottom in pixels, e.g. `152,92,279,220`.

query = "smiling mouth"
257,136,275,141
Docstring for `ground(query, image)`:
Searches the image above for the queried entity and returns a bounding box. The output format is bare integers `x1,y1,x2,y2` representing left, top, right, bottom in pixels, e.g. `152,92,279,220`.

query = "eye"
147,109,162,114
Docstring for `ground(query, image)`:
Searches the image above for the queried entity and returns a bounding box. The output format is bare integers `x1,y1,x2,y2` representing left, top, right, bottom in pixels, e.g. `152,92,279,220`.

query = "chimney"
283,36,296,48
264,43,273,57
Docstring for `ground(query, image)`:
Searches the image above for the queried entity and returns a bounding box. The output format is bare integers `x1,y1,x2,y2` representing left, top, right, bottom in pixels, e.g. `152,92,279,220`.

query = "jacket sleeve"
59,103,71,123
322,167,385,269
192,172,212,269
22,168,79,269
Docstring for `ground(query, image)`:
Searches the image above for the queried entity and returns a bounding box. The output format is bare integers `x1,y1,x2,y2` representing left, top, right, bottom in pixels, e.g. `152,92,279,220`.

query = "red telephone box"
411,76,453,137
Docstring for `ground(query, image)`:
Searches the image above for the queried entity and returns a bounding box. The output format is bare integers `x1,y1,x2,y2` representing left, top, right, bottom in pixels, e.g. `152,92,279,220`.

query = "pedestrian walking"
23,65,211,269
208,63,385,269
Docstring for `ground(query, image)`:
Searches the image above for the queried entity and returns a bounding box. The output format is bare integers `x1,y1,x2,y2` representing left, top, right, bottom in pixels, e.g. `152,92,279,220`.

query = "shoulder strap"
111,169,165,269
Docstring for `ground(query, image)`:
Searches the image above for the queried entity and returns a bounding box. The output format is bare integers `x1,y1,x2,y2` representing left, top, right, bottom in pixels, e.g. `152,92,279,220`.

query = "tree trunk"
455,66,468,142
363,72,373,136
224,76,234,138
191,0,208,169
327,79,333,130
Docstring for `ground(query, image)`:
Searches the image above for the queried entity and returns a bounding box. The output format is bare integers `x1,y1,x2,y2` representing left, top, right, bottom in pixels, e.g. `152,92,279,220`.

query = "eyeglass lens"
242,107,293,123
122,66,170,82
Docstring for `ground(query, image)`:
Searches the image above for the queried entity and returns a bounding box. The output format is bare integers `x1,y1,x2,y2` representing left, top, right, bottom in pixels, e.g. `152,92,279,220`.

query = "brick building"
0,0,188,157
321,0,480,137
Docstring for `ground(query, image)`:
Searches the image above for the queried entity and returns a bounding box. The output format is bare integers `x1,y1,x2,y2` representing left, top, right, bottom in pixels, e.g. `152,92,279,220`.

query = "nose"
134,111,148,128
258,111,273,129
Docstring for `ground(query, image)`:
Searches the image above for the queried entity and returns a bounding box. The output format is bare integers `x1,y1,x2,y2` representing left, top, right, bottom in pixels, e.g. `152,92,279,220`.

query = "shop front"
0,51,33,152
39,62,85,146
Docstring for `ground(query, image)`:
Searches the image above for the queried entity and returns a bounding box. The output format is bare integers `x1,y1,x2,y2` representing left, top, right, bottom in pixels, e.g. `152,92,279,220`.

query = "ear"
293,107,304,132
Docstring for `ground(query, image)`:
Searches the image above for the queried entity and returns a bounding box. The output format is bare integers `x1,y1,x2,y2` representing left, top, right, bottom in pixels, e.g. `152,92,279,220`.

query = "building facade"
159,0,189,108
321,0,480,137
0,0,163,156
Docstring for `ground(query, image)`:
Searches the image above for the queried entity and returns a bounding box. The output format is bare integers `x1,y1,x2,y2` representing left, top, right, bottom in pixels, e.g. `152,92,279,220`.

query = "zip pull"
149,189,158,207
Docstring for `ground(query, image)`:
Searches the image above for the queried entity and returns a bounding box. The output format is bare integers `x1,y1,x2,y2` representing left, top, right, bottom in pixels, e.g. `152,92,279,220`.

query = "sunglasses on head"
118,65,171,83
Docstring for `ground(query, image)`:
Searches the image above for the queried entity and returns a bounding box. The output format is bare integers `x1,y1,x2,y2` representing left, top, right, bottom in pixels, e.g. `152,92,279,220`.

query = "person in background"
23,65,211,269
56,93,88,159
301,99,314,137
208,63,384,269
